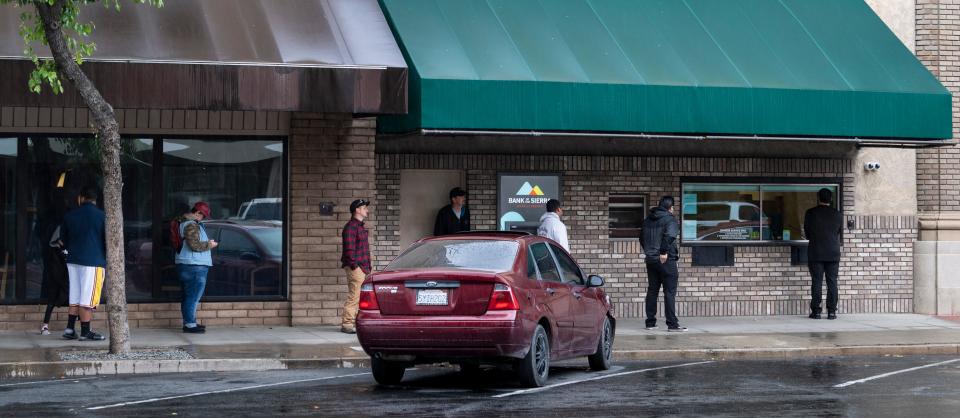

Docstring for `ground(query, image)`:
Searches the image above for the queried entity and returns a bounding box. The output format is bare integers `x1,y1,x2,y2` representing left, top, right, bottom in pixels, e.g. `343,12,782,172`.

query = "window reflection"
681,183,839,242
25,137,154,301
2,136,285,305
0,138,16,302
760,185,838,241
160,139,284,298
682,184,762,241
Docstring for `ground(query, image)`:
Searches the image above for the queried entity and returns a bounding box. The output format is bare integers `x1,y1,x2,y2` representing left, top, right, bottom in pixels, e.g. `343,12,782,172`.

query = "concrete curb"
0,357,371,380
613,344,960,361
3,344,958,379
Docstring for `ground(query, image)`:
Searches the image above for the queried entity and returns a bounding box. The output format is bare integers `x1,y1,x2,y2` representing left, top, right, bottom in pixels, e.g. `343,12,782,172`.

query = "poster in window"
498,174,560,234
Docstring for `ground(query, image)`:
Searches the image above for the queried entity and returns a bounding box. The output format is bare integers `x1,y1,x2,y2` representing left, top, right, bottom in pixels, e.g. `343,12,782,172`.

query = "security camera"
864,162,880,171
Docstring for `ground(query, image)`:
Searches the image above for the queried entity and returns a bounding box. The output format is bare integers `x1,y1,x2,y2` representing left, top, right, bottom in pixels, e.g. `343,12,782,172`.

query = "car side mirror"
587,275,604,287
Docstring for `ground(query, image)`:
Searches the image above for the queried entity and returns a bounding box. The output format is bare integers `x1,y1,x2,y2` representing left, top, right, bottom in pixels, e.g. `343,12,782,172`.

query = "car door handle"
545,288,555,295
574,292,582,300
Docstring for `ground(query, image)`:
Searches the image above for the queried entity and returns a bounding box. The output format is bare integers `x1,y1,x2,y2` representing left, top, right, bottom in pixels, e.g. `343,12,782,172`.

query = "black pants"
808,261,839,315
645,260,679,328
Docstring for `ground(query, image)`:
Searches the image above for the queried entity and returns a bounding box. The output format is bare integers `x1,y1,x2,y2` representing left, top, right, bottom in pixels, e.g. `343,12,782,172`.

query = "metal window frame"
608,193,648,242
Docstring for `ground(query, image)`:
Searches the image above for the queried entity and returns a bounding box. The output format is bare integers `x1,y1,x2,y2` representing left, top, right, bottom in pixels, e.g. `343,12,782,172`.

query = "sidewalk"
2,314,959,379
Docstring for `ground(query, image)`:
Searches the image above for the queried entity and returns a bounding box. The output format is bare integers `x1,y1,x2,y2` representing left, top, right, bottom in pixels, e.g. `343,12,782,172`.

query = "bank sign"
498,174,560,232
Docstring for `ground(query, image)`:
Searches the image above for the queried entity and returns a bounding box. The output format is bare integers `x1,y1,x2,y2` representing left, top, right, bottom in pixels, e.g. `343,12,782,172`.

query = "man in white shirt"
538,199,569,251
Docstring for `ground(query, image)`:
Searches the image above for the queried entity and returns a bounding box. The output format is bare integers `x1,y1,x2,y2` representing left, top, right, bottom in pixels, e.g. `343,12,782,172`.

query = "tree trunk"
37,0,130,354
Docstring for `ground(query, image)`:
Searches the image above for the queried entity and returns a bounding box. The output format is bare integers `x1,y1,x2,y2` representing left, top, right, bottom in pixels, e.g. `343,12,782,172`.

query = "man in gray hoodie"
537,199,569,251
641,196,686,332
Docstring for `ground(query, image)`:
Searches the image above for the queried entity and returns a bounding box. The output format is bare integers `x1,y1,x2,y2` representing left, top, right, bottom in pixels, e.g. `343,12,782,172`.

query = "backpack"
168,217,183,252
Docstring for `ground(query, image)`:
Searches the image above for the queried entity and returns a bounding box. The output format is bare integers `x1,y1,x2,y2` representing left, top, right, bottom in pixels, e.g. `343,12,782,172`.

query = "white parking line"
492,361,715,398
0,376,100,388
833,358,960,388
86,372,371,410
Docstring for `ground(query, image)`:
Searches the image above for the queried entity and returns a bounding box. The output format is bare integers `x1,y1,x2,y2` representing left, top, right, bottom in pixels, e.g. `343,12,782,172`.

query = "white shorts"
67,264,105,309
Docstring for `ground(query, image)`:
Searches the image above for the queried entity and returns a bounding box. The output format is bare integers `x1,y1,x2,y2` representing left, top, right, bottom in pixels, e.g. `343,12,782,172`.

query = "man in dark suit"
433,187,470,236
803,188,843,320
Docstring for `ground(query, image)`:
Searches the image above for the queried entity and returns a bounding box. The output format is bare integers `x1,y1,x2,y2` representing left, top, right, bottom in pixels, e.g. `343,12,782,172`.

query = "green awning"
378,0,951,141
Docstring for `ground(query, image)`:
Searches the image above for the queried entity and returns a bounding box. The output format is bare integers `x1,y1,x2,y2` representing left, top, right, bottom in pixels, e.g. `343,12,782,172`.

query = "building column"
288,113,376,325
915,0,960,315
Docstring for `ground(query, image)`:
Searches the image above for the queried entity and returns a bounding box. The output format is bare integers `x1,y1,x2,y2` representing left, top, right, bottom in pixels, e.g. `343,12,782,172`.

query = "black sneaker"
809,313,821,319
183,326,206,334
667,327,688,332
645,325,657,330
79,331,105,341
340,326,357,334
62,329,78,340
827,313,837,320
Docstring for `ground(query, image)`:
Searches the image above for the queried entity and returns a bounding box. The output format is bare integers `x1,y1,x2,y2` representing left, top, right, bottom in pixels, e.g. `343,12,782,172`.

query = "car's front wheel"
371,356,406,385
517,324,550,387
588,316,614,371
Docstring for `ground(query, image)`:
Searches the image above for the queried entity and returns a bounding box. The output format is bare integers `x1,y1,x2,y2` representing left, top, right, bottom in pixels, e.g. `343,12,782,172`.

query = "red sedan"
356,232,615,387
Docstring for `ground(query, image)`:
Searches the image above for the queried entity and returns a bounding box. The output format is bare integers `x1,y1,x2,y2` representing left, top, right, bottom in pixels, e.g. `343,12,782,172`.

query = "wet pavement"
2,355,958,417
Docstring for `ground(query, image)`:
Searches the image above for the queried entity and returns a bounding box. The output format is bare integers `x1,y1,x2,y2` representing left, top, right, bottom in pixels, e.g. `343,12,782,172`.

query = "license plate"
416,289,448,306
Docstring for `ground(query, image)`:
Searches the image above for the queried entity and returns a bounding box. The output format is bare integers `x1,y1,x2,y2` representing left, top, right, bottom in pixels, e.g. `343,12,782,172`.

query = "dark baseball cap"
350,199,370,214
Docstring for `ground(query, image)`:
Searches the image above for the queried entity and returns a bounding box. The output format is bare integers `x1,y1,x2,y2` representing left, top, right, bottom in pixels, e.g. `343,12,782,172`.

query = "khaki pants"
341,267,366,328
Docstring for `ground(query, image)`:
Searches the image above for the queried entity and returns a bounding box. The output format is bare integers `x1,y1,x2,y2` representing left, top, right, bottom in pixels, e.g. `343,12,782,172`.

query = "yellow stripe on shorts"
90,267,105,308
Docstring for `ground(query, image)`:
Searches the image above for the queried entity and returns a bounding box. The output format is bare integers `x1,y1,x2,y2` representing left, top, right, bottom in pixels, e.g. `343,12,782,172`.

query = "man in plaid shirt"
340,199,371,334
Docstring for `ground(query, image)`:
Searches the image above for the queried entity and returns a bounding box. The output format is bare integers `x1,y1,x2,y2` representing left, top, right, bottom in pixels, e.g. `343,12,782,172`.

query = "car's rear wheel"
588,316,614,371
371,356,406,385
517,324,550,387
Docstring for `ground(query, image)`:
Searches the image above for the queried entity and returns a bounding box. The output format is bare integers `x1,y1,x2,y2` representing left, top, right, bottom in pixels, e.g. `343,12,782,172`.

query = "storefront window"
0,138,16,302
160,138,284,298
24,137,154,301
608,194,647,240
120,138,155,301
681,183,838,243
1,135,285,305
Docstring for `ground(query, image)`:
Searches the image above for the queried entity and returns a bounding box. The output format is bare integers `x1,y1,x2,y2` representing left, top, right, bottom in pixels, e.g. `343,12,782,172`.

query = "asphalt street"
1,355,958,417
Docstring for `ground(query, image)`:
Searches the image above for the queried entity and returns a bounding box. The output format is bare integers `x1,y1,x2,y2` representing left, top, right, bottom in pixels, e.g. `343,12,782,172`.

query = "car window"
246,202,282,221
739,205,759,221
248,227,282,257
203,225,220,241
530,243,561,283
551,244,584,285
527,246,540,280
218,229,259,258
387,239,519,272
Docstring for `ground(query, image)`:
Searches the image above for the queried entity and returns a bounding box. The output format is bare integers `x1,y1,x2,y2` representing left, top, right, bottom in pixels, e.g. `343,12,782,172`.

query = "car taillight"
487,283,519,311
359,283,379,310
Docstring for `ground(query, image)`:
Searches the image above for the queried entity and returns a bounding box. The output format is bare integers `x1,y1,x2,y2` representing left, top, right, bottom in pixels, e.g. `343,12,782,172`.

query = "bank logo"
516,182,545,196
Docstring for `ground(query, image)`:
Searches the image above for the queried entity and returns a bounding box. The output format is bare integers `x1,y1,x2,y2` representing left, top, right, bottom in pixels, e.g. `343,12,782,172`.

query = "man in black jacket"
641,196,686,332
434,187,470,236
803,188,843,320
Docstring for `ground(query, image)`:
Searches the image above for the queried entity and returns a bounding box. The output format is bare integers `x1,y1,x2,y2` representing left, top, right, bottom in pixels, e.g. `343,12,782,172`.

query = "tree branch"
36,0,117,132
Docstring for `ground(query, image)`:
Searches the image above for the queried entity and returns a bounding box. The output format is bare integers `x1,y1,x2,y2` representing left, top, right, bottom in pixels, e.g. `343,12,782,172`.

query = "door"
550,244,602,352
529,242,575,353
399,169,465,249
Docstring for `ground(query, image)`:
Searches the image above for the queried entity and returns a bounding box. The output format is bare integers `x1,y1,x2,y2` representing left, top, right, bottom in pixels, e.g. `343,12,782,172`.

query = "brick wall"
288,113,376,326
0,302,292,331
375,153,915,317
917,0,960,213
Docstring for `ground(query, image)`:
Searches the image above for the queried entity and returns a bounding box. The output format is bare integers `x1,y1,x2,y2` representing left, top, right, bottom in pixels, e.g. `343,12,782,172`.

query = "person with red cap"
175,201,218,333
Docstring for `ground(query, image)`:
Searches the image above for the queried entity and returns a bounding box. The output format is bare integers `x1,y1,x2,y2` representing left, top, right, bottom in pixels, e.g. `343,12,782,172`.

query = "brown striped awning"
0,0,407,114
